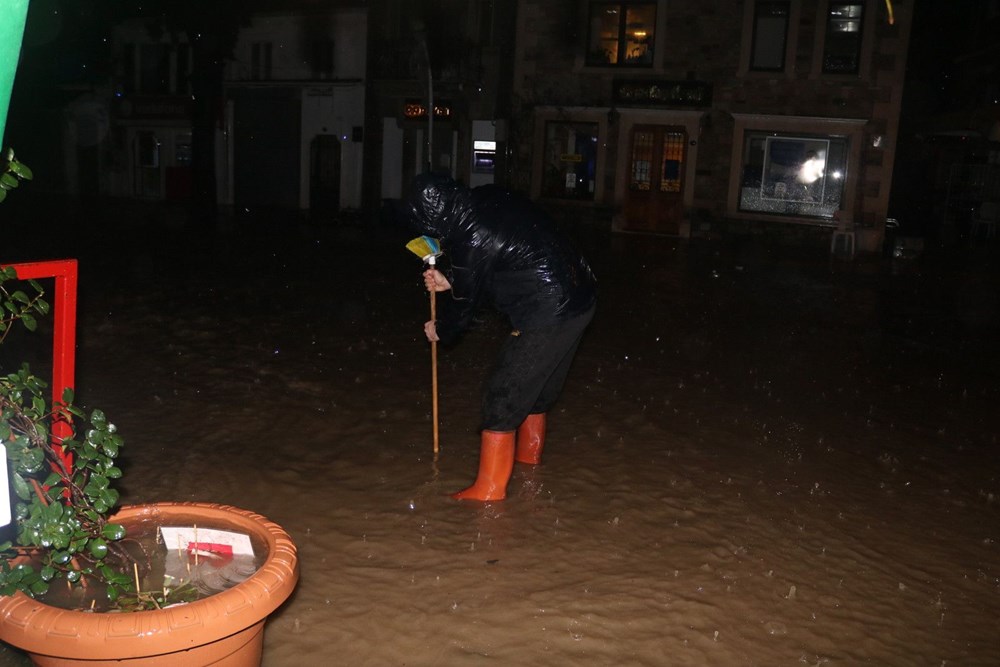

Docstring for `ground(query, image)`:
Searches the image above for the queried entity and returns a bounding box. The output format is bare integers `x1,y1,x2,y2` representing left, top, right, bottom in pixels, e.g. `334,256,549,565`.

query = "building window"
586,2,656,67
122,43,136,94
139,43,171,94
542,122,598,200
311,41,335,79
738,132,848,218
750,1,790,71
823,2,864,74
175,133,192,167
175,45,191,94
251,42,273,80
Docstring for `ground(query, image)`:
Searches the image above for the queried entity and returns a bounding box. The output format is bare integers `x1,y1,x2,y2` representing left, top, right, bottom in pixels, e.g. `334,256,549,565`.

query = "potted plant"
0,151,299,665
1,5,298,661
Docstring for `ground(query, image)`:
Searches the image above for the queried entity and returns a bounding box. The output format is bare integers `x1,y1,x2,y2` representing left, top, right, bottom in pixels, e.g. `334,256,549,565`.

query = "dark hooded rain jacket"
409,174,597,344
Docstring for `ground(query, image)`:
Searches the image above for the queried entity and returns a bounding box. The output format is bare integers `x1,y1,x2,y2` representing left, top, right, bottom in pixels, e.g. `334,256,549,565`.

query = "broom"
406,235,442,456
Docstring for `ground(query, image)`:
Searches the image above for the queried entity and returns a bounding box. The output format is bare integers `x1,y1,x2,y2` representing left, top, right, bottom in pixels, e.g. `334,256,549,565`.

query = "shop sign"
404,100,453,119
613,79,712,107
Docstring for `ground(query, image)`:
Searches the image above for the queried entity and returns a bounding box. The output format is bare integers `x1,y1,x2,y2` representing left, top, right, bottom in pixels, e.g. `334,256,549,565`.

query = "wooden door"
622,125,687,234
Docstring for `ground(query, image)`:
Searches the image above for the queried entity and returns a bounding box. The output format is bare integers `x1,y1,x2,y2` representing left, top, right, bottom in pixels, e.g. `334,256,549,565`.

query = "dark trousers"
481,305,595,431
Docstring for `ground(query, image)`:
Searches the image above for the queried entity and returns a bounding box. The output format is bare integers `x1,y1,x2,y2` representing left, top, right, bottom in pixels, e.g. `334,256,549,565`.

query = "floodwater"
1,200,998,666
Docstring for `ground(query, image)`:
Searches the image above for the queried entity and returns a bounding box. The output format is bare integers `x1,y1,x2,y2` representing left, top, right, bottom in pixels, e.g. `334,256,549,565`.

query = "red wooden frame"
3,259,78,446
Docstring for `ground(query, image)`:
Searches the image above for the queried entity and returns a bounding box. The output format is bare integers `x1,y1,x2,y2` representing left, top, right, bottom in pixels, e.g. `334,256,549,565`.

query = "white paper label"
159,526,255,557
0,443,11,527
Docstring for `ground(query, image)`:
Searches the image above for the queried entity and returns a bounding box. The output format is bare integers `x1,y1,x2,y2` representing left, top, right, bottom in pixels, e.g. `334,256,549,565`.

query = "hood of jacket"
407,172,469,239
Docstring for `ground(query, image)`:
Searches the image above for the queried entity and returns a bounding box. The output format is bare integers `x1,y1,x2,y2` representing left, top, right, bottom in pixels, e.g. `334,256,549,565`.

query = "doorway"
622,125,687,234
310,134,341,215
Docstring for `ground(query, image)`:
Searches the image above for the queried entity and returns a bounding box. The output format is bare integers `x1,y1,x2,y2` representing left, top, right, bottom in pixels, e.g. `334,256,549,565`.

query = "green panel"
0,0,30,147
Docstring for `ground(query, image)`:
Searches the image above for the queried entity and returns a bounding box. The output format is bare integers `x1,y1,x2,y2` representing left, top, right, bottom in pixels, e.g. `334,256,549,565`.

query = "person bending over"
409,173,597,501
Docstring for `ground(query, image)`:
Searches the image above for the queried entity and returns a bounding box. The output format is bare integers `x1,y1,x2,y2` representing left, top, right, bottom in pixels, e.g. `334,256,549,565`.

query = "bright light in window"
797,152,826,184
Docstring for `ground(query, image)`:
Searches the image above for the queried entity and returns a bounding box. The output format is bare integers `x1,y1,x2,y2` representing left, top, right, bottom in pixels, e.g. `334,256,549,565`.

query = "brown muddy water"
1,204,998,665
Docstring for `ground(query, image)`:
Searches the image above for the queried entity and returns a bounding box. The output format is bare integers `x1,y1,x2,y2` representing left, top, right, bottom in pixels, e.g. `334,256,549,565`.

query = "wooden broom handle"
430,289,439,456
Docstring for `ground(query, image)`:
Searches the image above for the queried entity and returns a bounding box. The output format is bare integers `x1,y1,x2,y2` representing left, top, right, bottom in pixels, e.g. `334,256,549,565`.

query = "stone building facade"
511,0,913,251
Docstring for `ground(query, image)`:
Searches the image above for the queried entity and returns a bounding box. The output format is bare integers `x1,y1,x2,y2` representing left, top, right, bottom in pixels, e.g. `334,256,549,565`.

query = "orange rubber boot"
451,430,516,501
515,413,546,465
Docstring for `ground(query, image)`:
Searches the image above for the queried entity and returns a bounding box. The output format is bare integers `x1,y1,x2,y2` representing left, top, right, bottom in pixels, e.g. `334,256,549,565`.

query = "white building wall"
381,118,404,200
301,84,366,209
231,9,366,82
231,9,367,211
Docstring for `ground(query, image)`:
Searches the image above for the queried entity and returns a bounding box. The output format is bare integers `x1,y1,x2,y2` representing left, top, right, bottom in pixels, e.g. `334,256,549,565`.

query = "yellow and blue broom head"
406,235,442,264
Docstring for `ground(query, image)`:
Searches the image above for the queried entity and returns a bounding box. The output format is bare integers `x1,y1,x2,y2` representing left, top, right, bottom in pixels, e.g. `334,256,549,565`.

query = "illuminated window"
823,3,864,74
660,131,684,192
542,122,598,201
586,2,656,67
630,130,653,191
738,132,848,218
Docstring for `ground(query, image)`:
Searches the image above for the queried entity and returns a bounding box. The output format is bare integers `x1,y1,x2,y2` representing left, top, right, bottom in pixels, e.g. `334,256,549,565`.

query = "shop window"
822,2,864,74
738,132,848,218
586,2,656,67
542,122,598,201
750,1,790,71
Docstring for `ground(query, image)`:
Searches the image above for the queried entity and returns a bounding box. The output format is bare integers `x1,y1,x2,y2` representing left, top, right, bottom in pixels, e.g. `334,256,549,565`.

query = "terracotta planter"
0,502,299,666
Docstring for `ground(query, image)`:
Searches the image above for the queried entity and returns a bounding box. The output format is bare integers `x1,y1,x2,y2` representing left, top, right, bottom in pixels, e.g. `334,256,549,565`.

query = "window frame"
251,42,273,81
821,2,865,75
739,1,801,77
585,2,658,68
749,1,791,72
726,114,866,224
540,120,601,201
809,1,876,80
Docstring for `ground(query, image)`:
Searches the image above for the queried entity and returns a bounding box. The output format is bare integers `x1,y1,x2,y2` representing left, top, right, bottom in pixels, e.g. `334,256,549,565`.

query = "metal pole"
423,40,433,172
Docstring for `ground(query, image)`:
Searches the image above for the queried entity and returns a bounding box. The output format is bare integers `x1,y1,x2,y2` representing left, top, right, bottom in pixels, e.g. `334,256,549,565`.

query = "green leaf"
102,523,126,541
20,313,37,332
89,538,108,560
62,387,75,404
28,579,49,596
10,160,33,180
11,473,30,501
0,173,17,188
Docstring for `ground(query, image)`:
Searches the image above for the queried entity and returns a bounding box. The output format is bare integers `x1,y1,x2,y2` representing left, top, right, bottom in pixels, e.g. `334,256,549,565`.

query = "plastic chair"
830,211,856,258
971,201,998,239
